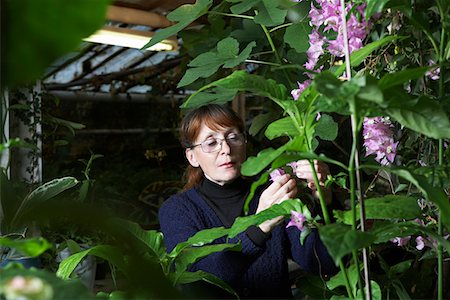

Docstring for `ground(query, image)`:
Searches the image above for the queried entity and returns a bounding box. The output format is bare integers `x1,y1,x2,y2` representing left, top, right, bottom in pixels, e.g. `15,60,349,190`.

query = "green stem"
245,59,281,67
436,3,446,298
207,11,254,20
269,22,293,33
260,22,293,86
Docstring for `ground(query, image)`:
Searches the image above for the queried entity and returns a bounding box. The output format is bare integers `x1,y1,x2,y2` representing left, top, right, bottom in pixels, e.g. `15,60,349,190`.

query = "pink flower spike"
391,236,411,247
286,211,306,231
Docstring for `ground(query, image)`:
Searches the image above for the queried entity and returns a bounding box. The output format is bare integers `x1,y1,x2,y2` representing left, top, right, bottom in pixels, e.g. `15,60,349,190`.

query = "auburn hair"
180,104,245,190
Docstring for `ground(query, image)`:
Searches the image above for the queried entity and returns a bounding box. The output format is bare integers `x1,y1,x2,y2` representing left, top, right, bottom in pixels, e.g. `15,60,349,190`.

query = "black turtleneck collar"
197,177,250,227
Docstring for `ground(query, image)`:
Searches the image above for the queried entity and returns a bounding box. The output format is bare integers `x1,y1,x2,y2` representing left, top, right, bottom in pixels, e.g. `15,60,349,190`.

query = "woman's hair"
180,104,245,190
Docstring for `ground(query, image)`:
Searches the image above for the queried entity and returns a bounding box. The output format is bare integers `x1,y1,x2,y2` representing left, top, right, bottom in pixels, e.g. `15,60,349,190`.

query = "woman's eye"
227,134,238,141
205,139,218,147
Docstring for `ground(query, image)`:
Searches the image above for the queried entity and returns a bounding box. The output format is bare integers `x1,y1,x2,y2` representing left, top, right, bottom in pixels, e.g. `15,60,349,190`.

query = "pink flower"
270,168,286,181
363,117,398,165
426,59,440,80
286,211,306,231
415,236,426,250
291,80,311,100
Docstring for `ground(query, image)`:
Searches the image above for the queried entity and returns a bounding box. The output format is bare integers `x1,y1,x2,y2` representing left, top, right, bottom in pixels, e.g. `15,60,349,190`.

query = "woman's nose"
219,138,231,154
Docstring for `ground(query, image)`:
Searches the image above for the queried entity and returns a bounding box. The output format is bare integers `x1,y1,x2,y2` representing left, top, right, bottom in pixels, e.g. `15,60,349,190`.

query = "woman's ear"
185,148,200,167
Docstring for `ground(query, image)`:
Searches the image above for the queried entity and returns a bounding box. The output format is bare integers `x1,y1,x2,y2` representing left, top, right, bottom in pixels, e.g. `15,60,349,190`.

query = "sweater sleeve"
286,226,338,276
158,193,266,285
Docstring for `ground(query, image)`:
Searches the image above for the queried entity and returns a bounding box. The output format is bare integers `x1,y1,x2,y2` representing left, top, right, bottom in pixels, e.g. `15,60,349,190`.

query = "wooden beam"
107,5,172,28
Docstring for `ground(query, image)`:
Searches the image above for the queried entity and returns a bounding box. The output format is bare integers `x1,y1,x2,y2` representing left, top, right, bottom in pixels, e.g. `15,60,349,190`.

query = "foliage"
1,0,110,89
145,0,450,299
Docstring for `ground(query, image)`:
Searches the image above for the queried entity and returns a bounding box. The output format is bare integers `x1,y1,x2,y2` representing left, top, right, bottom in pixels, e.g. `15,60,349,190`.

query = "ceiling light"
83,26,178,51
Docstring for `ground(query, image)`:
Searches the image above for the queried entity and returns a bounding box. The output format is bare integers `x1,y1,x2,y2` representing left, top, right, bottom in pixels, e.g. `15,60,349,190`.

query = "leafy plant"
144,0,450,299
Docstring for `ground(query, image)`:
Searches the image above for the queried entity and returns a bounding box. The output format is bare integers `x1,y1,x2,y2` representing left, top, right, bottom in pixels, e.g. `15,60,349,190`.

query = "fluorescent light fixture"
84,26,178,51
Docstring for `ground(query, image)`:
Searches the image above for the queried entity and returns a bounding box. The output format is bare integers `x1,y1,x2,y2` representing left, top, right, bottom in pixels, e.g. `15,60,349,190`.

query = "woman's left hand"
295,160,332,205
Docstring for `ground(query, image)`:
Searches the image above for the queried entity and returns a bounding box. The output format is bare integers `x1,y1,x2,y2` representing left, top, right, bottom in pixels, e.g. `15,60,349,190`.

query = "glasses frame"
189,133,247,153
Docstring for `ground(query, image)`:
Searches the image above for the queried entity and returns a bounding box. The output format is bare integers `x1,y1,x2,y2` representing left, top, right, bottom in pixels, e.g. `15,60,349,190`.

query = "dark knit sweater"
158,177,337,299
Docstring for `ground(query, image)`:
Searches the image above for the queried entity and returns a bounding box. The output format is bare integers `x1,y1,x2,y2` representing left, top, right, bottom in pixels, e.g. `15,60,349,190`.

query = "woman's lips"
220,162,234,168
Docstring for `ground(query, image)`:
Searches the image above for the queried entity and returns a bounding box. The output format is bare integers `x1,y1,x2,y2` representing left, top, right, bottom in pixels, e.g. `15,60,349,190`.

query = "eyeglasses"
189,133,246,153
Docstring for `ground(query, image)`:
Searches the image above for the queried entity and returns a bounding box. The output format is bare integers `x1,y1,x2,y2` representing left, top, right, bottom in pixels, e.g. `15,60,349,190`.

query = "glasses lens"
226,133,244,146
201,138,220,153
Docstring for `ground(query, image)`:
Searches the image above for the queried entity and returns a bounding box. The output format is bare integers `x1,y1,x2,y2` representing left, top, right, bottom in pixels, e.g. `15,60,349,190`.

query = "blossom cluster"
291,0,370,100
362,116,398,165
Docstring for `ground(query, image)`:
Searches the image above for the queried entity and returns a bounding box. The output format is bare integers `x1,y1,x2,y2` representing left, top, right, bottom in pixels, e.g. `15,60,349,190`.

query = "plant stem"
436,2,446,298
245,59,281,67
207,11,254,20
340,0,369,298
259,22,293,86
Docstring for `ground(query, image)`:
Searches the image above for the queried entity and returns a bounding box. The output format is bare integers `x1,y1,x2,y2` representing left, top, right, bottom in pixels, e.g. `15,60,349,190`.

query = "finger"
265,174,291,194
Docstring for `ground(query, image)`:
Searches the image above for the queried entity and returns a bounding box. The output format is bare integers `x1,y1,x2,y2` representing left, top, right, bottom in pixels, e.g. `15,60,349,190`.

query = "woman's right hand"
256,174,297,233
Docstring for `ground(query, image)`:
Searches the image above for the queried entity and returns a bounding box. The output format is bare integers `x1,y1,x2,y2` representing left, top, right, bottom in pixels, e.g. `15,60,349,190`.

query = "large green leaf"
183,71,289,109
116,219,166,260
370,221,450,255
181,87,238,109
284,22,311,53
169,227,230,258
386,96,450,139
254,0,287,27
240,143,289,176
378,67,430,90
174,271,239,298
2,0,110,89
327,264,360,296
142,0,213,50
228,0,260,14
0,237,52,258
175,243,241,274
365,0,391,19
178,38,256,87
265,117,299,140
389,168,450,230
229,199,307,238
319,223,376,265
10,177,78,229
335,195,422,225
314,114,338,141
333,36,402,76
56,245,125,279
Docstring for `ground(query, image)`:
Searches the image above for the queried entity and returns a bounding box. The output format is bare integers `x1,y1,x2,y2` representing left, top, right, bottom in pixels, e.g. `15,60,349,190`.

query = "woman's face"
185,124,246,185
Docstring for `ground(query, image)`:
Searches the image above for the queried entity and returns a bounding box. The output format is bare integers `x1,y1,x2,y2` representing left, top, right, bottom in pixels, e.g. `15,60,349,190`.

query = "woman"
159,104,336,299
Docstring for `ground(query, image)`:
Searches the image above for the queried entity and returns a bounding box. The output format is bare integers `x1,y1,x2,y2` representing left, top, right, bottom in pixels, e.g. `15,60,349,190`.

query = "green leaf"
386,96,450,139
142,0,213,50
56,245,125,279
174,271,238,298
370,221,450,254
183,71,289,110
43,115,85,136
378,67,430,90
229,0,261,15
265,117,299,140
169,227,230,258
314,114,338,141
249,112,278,136
0,237,52,257
254,0,287,27
241,144,288,176
356,281,382,300
11,177,78,228
335,195,422,224
117,219,166,260
327,263,360,295
319,223,376,265
2,0,110,89
284,22,311,53
243,172,270,215
365,0,391,19
389,168,450,230
175,243,241,274
229,199,307,238
177,38,256,87
180,87,238,109
333,36,402,76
